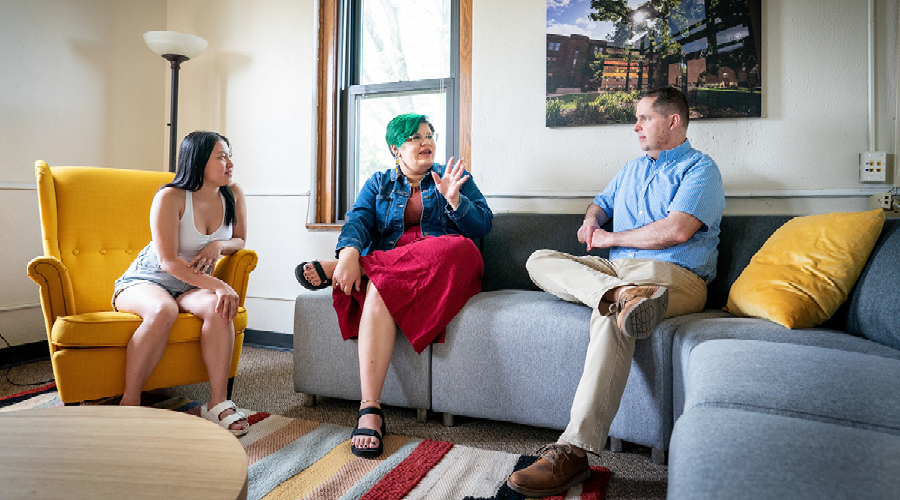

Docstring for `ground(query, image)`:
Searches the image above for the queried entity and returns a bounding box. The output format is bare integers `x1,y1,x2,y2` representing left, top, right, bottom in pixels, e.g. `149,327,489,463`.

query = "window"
313,0,472,226
548,41,561,51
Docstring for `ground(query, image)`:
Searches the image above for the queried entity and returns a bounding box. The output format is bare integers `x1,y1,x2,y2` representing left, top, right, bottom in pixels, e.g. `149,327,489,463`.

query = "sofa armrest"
213,249,258,306
27,256,77,341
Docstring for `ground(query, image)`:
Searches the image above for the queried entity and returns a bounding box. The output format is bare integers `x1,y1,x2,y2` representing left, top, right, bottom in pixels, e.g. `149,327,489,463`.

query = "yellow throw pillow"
725,209,886,329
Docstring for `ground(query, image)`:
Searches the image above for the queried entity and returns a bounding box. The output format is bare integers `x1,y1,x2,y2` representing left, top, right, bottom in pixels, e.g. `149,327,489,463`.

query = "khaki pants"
526,250,707,454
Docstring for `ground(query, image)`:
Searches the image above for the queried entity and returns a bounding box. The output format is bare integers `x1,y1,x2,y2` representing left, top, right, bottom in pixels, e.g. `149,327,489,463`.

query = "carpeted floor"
0,346,667,499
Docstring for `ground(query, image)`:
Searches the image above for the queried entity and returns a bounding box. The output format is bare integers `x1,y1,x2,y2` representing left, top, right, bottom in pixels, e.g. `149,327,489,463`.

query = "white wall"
166,0,332,336
472,0,898,213
0,0,167,346
2,0,898,345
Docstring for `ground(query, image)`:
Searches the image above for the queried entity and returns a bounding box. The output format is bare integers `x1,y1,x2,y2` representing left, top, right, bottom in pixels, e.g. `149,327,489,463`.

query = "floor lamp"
143,31,208,172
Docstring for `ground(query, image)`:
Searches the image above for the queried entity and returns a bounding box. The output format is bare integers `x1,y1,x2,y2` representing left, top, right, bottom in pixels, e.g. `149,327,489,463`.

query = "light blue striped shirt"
593,140,726,282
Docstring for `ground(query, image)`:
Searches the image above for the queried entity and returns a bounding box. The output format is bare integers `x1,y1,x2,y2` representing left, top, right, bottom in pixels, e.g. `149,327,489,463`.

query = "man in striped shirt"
507,88,726,497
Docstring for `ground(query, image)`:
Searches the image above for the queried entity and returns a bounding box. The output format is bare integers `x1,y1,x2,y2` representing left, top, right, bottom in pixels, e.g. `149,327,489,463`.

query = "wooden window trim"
310,0,472,228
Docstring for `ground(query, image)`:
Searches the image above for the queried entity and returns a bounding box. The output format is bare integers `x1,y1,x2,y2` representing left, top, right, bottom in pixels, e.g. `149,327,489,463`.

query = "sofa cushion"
432,290,592,430
480,214,610,292
706,216,793,310
844,218,900,351
669,408,900,500
684,339,900,434
725,210,885,329
293,291,431,409
671,315,900,421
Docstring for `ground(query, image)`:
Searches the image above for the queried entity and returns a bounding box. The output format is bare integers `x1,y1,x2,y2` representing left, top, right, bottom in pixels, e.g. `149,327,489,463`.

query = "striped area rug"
1,384,610,500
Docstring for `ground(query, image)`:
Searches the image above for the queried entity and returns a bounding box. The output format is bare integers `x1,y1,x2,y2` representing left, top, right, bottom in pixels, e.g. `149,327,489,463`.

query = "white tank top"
178,189,233,261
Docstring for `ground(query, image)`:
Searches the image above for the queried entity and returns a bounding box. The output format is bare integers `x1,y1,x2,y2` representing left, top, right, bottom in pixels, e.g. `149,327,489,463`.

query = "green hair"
385,114,434,155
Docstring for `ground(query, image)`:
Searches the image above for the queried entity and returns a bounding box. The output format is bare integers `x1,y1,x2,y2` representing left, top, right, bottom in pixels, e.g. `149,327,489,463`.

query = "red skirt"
332,228,483,354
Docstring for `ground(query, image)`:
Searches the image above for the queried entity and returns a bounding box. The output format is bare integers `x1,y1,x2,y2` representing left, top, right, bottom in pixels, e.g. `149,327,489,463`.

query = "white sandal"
200,400,249,437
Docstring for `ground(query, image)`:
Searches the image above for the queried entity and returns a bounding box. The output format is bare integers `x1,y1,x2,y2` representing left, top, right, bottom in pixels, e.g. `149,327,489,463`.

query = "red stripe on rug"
248,411,270,425
0,382,56,402
581,466,612,499
542,466,611,500
359,439,455,500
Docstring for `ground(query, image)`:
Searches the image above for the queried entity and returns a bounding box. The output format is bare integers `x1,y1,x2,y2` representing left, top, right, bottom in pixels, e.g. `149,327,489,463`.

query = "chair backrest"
35,161,174,313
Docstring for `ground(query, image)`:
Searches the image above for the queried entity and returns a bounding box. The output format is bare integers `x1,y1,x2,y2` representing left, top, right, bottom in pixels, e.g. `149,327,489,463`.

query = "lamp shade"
143,31,208,59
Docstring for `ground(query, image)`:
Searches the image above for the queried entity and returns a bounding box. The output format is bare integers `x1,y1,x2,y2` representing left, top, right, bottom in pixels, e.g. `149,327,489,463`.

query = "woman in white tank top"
113,131,249,436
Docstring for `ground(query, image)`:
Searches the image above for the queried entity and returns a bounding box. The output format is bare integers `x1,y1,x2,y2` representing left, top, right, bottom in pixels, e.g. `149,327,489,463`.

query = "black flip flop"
351,407,387,458
294,261,333,290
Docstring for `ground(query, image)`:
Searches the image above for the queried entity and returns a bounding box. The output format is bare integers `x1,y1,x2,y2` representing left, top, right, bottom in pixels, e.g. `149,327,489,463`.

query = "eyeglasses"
404,132,438,144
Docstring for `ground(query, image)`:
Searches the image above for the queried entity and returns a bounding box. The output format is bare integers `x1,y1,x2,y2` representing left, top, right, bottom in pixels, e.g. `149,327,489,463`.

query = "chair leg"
64,402,79,406
416,408,428,423
651,448,667,465
609,437,623,453
227,377,235,400
442,412,455,427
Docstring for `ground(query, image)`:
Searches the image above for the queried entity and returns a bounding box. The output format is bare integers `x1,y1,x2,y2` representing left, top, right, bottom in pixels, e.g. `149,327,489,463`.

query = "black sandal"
295,261,333,290
350,407,387,458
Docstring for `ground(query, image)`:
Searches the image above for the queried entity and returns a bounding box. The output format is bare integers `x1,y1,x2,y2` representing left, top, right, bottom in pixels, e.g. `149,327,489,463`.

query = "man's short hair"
641,88,690,128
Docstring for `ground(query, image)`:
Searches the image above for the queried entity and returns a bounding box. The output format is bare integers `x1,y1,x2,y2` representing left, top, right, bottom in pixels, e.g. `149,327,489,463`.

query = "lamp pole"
164,54,189,173
143,31,207,173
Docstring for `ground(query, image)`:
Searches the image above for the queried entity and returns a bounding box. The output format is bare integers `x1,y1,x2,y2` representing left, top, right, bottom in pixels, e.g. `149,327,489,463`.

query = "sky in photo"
546,0,646,41
547,0,750,54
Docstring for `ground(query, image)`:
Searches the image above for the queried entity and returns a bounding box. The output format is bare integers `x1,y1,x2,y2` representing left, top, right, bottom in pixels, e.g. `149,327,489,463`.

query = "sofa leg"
651,448,667,465
609,437,623,453
416,408,428,423
64,402,79,406
227,377,235,400
442,412,455,427
300,394,317,407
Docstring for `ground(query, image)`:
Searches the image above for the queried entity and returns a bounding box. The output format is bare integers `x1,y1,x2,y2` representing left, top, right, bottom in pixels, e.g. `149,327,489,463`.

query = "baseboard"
0,341,50,369
243,329,293,351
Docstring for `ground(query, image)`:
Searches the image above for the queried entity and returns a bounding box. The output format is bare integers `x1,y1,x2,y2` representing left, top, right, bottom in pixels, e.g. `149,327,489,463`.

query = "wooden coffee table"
0,406,248,500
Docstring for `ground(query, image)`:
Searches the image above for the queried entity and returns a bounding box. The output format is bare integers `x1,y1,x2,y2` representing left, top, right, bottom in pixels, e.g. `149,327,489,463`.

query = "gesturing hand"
431,157,470,210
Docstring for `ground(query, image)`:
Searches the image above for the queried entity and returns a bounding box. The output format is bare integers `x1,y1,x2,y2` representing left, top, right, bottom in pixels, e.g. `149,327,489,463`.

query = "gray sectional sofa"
294,213,900,498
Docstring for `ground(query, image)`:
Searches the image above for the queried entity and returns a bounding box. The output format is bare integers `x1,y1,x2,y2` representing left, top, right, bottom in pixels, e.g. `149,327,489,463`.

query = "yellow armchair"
27,161,258,404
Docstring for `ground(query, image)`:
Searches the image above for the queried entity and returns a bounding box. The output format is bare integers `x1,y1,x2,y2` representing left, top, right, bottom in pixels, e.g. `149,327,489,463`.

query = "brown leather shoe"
506,444,591,496
615,286,669,339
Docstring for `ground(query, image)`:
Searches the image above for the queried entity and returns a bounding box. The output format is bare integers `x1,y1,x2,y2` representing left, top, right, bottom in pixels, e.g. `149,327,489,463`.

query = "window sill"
305,222,344,231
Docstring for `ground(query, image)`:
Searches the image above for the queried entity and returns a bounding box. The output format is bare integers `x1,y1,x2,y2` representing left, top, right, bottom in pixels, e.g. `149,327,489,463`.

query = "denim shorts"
111,244,197,310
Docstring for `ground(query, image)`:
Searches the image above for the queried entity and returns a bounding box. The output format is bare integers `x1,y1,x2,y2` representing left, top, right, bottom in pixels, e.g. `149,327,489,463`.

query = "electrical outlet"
869,192,892,210
860,151,887,182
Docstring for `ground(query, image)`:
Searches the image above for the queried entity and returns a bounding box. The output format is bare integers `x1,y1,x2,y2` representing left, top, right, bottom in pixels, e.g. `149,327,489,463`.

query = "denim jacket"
336,163,493,256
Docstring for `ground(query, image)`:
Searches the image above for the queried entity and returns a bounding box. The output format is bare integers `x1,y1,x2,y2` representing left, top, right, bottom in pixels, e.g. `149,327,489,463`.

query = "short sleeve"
668,156,725,228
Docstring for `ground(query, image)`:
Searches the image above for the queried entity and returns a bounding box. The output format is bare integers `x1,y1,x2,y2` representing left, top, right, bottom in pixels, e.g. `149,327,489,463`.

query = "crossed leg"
302,261,395,451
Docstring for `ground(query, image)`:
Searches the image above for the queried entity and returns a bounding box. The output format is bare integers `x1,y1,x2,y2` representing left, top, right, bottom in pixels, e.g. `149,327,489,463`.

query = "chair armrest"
27,256,77,339
213,249,258,306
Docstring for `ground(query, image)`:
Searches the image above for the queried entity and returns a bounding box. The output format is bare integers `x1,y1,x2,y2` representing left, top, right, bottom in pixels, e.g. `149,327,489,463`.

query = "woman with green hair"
296,113,492,458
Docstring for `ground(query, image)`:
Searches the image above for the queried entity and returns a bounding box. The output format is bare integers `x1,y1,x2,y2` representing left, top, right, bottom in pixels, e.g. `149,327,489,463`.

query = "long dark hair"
165,130,236,226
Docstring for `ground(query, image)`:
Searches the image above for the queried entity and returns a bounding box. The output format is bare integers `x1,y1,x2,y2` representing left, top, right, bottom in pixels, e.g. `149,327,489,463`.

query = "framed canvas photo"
546,0,761,127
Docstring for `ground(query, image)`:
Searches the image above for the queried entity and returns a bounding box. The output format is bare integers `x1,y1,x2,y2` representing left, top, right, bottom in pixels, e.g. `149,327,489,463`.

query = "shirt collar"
649,139,691,164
